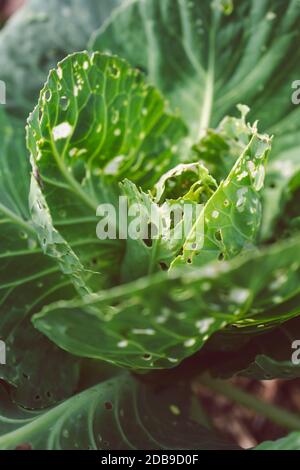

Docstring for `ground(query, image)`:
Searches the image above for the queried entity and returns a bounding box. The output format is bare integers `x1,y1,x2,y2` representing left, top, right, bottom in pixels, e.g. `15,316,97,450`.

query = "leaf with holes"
0,373,238,450
92,0,300,142
120,164,217,280
171,123,271,269
32,236,300,370
0,109,79,408
27,51,187,291
92,0,300,241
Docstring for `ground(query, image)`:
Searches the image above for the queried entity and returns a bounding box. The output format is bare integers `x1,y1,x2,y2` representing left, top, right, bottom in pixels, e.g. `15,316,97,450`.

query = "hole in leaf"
45,89,51,102
159,262,168,271
108,63,120,79
104,401,113,410
215,230,222,242
143,237,152,247
143,223,158,247
135,65,148,75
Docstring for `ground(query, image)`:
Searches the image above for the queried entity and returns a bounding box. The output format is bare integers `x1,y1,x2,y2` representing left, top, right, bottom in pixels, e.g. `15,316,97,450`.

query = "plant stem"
190,395,213,430
195,374,300,431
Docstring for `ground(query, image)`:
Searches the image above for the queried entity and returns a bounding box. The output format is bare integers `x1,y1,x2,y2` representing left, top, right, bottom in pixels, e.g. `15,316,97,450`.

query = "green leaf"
33,236,300,370
191,104,254,182
260,154,300,241
0,109,79,408
255,432,300,450
171,125,271,269
154,161,217,204
0,374,238,450
0,0,123,118
120,165,217,280
92,0,300,239
271,182,300,240
27,51,187,291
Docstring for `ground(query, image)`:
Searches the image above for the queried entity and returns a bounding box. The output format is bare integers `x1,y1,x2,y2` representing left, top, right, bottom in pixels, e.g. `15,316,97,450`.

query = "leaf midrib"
197,12,218,138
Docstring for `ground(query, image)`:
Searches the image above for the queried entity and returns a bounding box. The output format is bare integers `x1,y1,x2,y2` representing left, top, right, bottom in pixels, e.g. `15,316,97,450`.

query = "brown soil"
195,377,300,448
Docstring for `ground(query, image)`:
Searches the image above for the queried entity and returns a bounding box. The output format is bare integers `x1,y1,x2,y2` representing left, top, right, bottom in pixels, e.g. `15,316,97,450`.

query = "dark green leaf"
0,109,79,407
0,374,238,450
33,237,300,370
255,432,300,450
92,0,300,142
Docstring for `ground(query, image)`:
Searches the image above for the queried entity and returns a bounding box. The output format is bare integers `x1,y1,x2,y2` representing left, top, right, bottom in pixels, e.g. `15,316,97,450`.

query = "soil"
195,377,300,448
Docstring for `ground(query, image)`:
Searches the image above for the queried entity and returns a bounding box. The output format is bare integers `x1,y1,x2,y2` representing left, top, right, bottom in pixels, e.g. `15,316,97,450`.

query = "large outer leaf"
0,110,79,408
27,51,187,291
0,0,123,118
92,0,300,140
33,237,300,370
0,374,238,450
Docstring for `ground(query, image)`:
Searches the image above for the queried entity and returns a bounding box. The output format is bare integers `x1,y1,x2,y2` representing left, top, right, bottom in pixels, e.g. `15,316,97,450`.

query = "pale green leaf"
27,51,187,291
120,165,217,280
171,126,271,268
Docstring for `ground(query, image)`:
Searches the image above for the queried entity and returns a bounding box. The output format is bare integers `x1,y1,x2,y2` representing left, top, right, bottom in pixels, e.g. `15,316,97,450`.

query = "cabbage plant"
1,0,300,450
